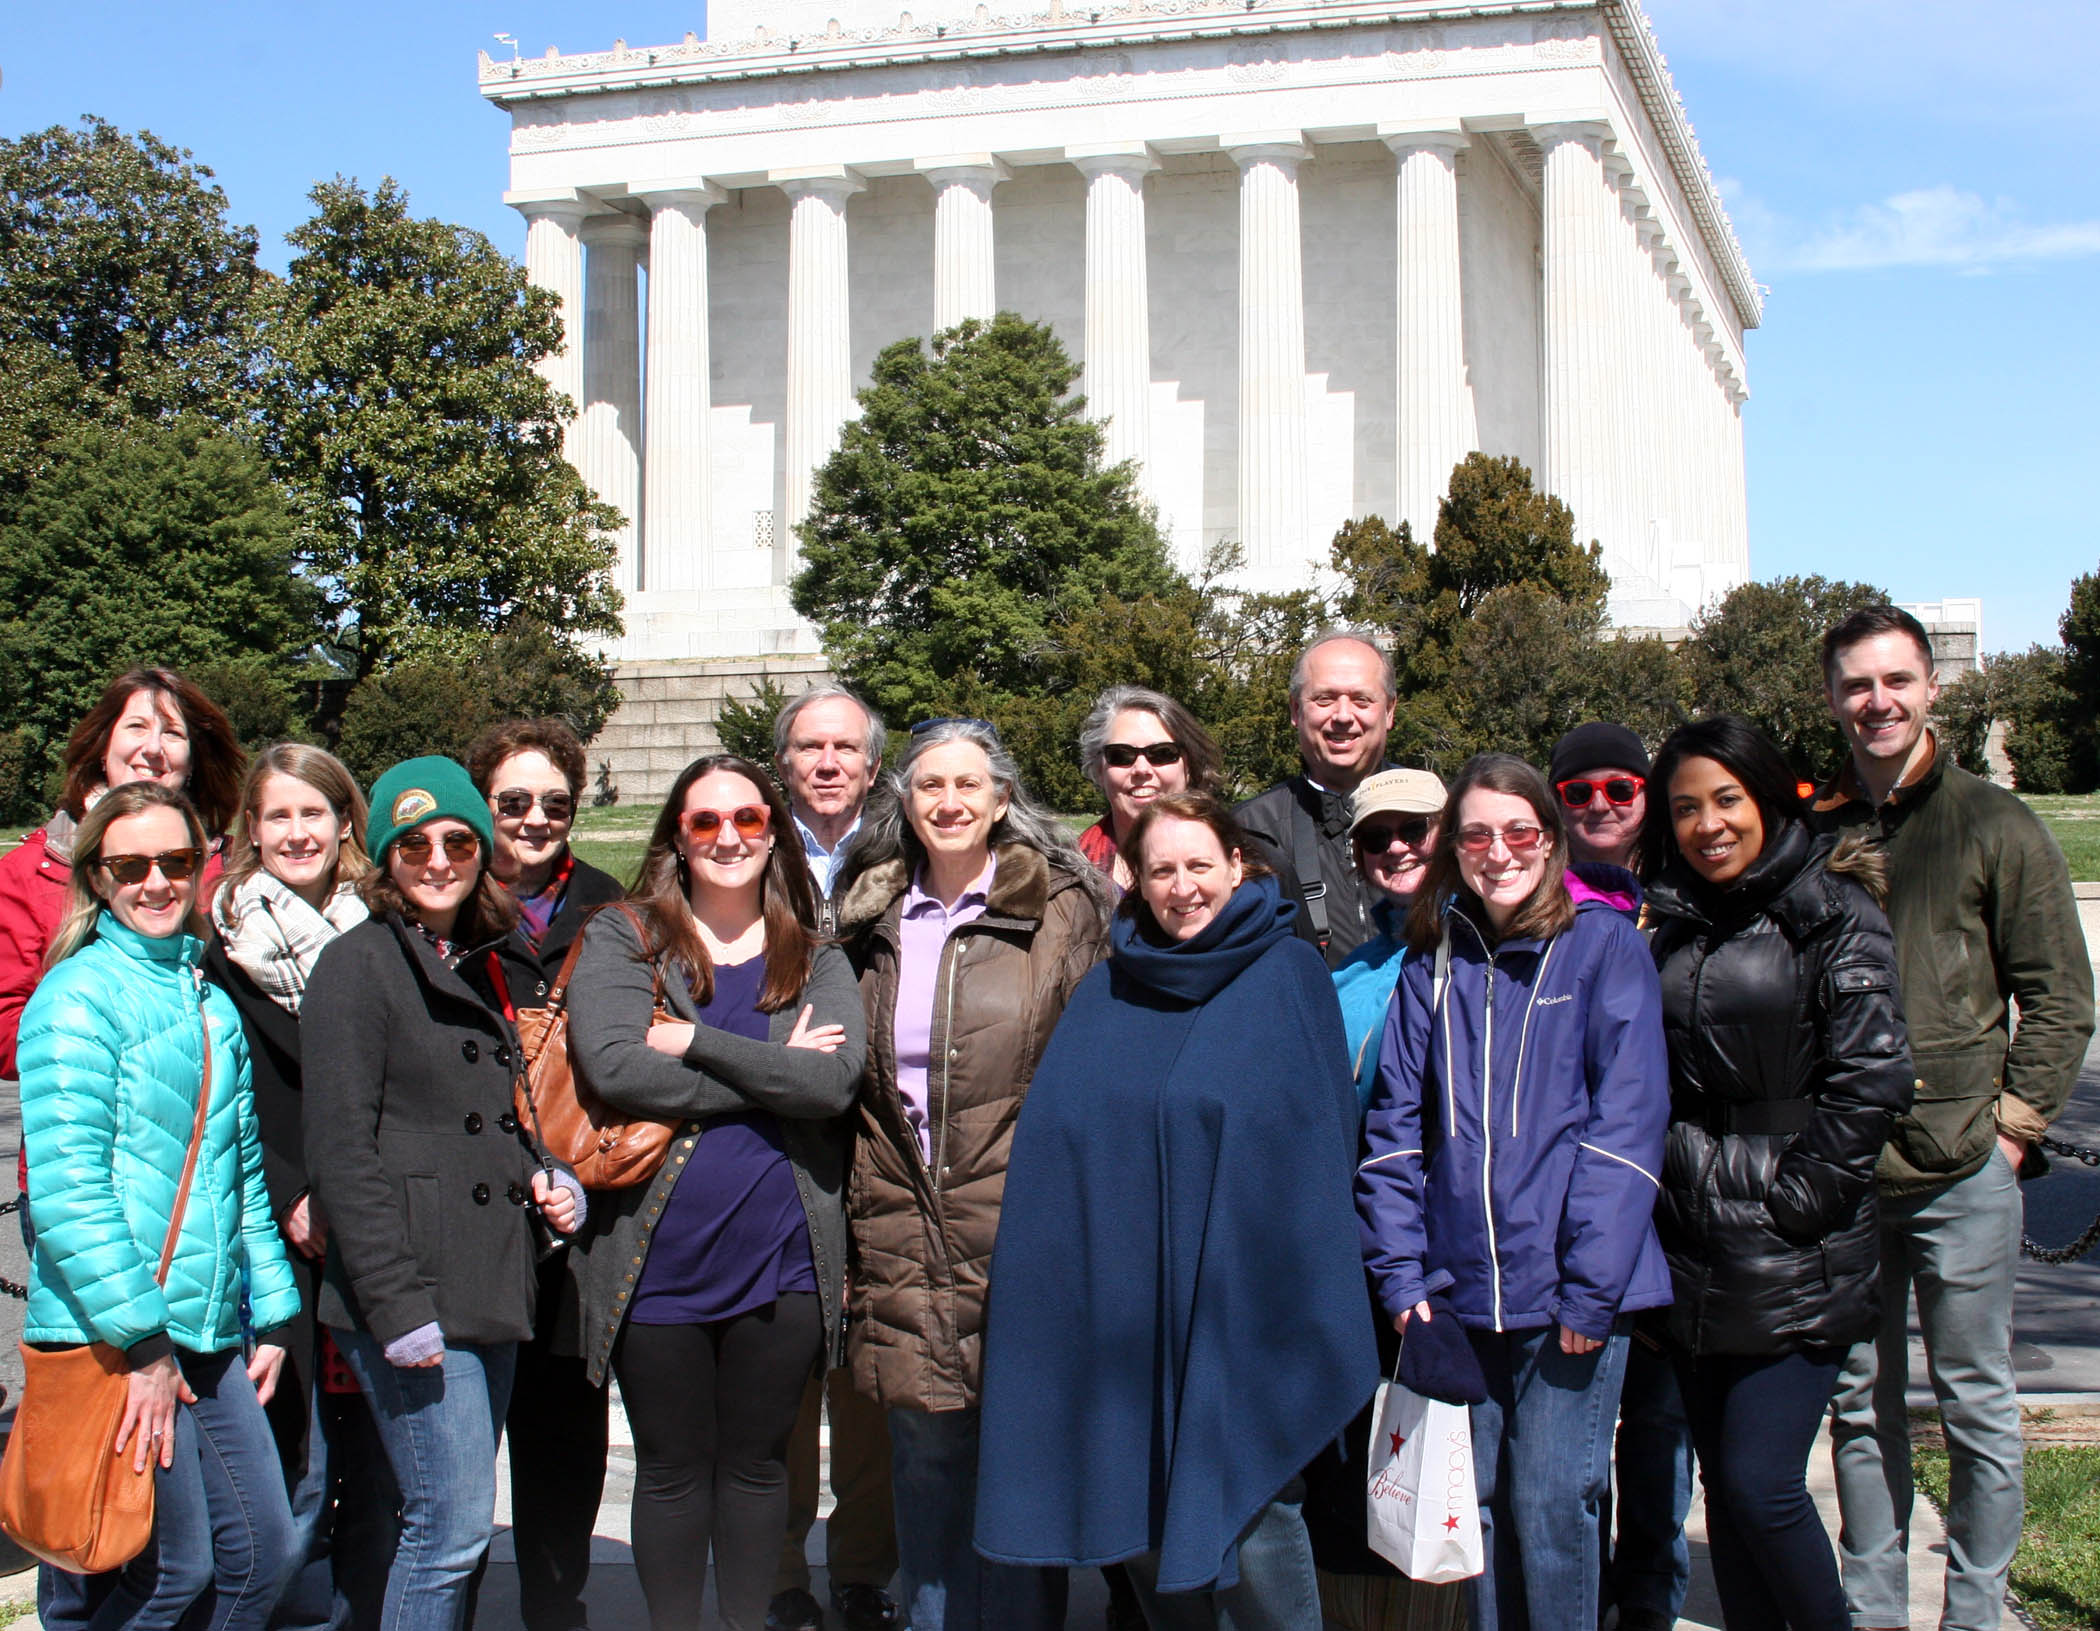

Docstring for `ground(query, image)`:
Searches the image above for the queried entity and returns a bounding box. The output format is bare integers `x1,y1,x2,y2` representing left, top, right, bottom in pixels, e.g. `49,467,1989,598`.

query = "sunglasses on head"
686,805,771,841
494,788,575,822
1455,823,1548,855
1556,775,1644,810
96,849,203,887
394,829,481,865
1355,815,1435,852
1101,741,1186,769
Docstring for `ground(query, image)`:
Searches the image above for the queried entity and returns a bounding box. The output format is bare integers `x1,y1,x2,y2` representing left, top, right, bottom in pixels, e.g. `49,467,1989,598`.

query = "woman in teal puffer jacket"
20,781,301,1631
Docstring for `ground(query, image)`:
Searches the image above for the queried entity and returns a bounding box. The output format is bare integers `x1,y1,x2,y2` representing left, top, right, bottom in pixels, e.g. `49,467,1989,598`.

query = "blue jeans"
887,1406,1065,1631
46,1347,298,1631
273,1370,401,1631
1467,1321,1631,1631
1832,1148,2025,1631
335,1330,516,1631
1606,1332,1693,1623
1121,1479,1322,1631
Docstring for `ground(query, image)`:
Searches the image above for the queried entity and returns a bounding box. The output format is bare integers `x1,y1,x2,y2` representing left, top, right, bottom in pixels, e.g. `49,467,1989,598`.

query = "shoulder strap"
1287,784,1331,950
156,986,216,1287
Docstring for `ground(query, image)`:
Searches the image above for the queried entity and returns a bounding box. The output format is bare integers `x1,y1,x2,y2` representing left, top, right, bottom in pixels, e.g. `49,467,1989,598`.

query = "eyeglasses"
1454,823,1548,855
1356,816,1436,852
686,805,771,841
493,788,575,822
1556,776,1644,810
97,849,203,886
394,830,482,865
1101,742,1186,769
910,717,997,737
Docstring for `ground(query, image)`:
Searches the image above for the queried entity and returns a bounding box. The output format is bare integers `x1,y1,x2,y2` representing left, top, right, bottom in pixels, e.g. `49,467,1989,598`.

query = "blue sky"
3,1,2094,653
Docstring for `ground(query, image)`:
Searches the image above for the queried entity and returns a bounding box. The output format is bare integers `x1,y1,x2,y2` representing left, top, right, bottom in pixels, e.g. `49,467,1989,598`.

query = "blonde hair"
46,783,211,968
218,743,374,920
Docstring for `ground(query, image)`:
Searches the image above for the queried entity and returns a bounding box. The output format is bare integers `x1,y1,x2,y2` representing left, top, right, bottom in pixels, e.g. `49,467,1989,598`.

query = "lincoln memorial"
482,0,1756,669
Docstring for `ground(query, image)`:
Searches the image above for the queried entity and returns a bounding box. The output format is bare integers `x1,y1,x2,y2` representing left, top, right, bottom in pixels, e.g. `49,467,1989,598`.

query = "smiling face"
251,772,345,903
1355,814,1438,906
905,740,1008,872
91,806,200,940
387,818,482,931
677,768,776,900
1668,755,1767,887
488,749,576,878
1453,787,1551,935
1559,765,1647,870
1291,640,1395,791
1827,630,1939,778
101,688,191,795
1138,815,1245,942
1100,709,1191,831
780,696,878,827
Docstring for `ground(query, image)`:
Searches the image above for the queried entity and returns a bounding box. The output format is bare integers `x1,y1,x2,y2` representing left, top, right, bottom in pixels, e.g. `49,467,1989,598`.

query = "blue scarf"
975,876,1379,1589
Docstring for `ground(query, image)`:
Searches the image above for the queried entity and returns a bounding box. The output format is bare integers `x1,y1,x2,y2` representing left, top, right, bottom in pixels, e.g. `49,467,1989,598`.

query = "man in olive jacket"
1812,605,2094,1631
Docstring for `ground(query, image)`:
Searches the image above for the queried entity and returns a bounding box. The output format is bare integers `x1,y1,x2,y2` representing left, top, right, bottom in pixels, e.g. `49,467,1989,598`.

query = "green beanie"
367,756,495,862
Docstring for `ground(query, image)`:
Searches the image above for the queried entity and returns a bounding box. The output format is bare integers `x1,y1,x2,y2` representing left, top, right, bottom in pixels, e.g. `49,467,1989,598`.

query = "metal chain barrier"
2021,1133,2100,1265
0,1192,21,1298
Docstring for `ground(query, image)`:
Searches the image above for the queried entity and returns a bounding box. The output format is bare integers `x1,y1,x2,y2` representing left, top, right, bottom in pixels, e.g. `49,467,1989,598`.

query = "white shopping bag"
1364,1371,1484,1584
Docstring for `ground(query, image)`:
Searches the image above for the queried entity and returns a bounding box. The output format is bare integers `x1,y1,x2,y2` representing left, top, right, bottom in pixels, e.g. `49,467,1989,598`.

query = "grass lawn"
2019,793,2100,884
1915,1443,2100,1630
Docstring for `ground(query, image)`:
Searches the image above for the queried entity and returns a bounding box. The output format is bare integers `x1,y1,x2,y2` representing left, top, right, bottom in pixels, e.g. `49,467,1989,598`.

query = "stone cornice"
478,0,1757,330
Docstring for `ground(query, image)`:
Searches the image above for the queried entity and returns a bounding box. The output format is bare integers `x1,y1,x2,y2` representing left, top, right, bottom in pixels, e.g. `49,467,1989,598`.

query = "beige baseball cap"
1350,767,1447,832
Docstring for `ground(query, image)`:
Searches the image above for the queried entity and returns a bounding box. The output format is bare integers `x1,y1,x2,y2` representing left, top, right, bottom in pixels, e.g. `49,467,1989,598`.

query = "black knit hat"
1549,722,1651,785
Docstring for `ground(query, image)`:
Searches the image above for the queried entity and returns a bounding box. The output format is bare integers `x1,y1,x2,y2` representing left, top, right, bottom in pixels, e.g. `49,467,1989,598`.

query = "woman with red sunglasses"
1356,753,1672,1631
563,754,867,1631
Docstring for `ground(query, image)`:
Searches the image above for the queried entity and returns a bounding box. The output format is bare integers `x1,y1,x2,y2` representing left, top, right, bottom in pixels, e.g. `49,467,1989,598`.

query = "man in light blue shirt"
777,686,886,906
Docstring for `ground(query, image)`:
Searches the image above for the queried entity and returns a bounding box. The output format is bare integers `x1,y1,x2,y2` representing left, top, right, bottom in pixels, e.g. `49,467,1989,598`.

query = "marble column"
1382,124,1475,543
580,212,647,591
776,167,864,578
1069,143,1159,491
512,192,589,429
917,156,1007,331
636,183,725,596
1532,118,1623,576
1228,136,1311,588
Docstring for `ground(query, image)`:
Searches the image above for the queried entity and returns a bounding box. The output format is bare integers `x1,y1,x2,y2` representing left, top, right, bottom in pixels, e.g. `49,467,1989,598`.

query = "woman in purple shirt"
564,755,868,1631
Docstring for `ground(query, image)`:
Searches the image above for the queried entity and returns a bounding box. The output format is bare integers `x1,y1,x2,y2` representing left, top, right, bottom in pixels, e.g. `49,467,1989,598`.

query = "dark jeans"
273,1373,400,1631
501,1332,608,1631
1677,1348,1848,1631
1605,1330,1693,1623
1121,1478,1322,1631
613,1296,823,1631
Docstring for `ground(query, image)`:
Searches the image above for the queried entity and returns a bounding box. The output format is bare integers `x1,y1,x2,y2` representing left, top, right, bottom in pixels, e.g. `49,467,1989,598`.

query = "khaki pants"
774,1367,899,1593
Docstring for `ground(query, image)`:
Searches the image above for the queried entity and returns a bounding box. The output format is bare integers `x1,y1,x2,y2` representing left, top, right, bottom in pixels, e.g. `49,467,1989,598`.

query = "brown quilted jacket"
836,844,1109,1412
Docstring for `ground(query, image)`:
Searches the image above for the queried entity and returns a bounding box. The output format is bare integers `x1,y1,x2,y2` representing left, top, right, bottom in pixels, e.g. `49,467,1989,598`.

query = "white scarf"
214,871,368,1013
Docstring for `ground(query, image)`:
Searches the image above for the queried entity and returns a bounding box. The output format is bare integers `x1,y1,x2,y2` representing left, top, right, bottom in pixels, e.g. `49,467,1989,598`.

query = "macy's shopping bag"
1364,1372,1484,1584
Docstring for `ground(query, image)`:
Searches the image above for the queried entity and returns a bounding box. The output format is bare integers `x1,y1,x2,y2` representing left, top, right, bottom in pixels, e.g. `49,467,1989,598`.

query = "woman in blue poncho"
976,793,1379,1628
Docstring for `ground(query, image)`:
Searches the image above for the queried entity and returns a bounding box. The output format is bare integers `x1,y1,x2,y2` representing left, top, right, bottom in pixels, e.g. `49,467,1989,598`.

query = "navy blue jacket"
1356,889,1672,1340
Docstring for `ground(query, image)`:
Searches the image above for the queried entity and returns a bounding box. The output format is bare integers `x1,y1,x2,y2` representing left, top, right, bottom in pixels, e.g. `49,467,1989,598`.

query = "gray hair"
772,685,887,765
1076,685,1226,799
1289,626,1396,704
838,719,1112,914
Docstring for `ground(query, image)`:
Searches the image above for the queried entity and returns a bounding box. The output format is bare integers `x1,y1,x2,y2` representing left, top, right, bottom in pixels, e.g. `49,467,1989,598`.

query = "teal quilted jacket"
20,913,299,1354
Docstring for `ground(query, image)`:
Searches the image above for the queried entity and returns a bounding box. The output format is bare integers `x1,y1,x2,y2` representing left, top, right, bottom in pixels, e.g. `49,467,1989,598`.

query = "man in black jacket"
1235,628,1395,968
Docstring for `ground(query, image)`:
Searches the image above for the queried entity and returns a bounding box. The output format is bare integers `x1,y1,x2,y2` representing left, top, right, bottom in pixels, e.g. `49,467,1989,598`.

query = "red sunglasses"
1556,775,1645,810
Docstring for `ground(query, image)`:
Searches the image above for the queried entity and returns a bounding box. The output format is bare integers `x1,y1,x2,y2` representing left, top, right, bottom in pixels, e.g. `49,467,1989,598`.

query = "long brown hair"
630,754,817,1012
218,744,375,913
359,833,519,944
60,668,244,836
46,783,212,968
1404,753,1574,953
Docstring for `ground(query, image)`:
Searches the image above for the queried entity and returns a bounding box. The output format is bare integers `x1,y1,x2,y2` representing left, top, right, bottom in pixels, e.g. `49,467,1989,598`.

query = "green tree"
1974,645,2082,794
262,178,622,679
790,314,1179,735
1681,575,1890,778
715,678,796,778
0,416,317,799
2053,571,2100,790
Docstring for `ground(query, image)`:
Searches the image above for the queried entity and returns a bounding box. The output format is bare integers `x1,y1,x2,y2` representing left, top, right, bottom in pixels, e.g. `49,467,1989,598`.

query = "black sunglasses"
1355,816,1435,852
97,849,203,886
1556,775,1645,810
1101,742,1186,769
494,788,576,822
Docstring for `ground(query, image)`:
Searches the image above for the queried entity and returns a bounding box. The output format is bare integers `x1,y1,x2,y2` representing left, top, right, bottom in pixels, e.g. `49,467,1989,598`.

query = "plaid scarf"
213,870,368,1013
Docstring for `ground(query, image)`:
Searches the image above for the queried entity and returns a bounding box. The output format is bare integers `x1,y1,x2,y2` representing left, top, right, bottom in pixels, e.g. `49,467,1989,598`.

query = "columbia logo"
1537,993,1573,1006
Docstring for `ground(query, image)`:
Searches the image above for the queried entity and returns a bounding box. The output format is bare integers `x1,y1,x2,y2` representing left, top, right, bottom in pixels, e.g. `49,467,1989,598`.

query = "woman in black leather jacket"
1640,717,1912,1631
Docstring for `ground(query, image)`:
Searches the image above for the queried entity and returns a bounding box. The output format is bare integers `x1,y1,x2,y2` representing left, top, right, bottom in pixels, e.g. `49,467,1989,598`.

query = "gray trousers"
1831,1147,2024,1631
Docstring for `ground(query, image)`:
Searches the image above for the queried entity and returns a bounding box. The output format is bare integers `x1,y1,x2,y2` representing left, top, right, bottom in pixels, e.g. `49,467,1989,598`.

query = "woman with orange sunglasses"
564,755,867,1631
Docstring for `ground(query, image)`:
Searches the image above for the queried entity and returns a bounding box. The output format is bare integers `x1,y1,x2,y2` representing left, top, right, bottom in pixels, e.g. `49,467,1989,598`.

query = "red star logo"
1389,1430,1405,1455
1443,1515,1461,1531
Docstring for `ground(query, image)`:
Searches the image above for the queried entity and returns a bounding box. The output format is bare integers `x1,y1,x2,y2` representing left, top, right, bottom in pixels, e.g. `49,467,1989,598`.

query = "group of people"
0,598,2085,1631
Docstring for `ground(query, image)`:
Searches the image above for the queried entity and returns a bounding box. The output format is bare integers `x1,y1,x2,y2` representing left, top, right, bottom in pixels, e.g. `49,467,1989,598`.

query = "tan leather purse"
509,902,683,1190
0,999,216,1574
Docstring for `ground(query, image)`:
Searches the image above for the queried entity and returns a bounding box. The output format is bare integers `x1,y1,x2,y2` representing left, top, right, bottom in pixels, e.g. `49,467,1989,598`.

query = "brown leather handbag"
510,902,683,1190
0,1001,216,1574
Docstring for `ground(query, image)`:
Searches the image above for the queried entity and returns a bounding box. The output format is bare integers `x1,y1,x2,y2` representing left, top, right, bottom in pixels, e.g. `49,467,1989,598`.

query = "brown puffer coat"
837,843,1109,1412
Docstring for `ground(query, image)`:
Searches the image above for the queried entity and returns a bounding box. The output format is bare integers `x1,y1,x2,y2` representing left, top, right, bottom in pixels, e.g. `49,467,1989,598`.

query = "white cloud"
1721,181,2100,274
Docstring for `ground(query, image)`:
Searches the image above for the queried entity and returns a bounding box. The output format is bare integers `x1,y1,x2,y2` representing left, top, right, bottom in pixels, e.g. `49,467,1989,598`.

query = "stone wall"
588,653,834,804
